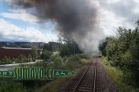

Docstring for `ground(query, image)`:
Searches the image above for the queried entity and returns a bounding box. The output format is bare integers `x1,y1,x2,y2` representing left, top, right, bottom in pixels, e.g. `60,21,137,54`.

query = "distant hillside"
0,41,58,49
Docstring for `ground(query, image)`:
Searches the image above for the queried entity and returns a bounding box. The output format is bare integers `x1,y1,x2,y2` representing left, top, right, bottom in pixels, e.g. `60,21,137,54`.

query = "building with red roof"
0,47,42,60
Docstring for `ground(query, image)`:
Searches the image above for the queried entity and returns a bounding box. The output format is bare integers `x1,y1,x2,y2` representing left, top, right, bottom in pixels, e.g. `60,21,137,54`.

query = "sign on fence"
0,68,76,80
0,71,14,76
54,70,76,76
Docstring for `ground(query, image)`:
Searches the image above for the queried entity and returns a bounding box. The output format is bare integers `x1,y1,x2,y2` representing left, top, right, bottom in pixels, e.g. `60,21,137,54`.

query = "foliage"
0,37,89,92
0,55,29,64
58,37,82,57
78,53,90,59
30,46,38,61
28,54,32,61
1,56,12,64
34,76,73,92
0,77,14,87
99,39,107,56
15,54,29,63
0,53,89,92
0,76,48,92
43,43,52,51
33,61,48,69
0,82,29,92
53,55,63,68
100,57,123,82
99,21,139,88
41,49,52,60
100,57,139,92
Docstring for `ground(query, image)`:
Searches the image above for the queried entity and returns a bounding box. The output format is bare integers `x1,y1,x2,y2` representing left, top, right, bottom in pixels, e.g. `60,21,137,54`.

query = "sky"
0,0,139,43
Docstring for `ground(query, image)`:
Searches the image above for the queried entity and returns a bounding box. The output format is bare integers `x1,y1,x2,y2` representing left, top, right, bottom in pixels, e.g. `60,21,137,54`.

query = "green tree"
136,19,139,26
43,43,52,51
99,39,107,56
0,82,29,92
53,55,62,68
128,32,139,87
2,56,12,64
58,37,82,57
30,46,38,61
99,21,139,88
41,49,52,60
28,54,32,62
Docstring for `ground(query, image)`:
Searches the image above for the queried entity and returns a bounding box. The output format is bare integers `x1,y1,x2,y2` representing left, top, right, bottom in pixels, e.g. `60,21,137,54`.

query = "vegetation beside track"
99,20,139,92
0,54,89,92
101,56,139,92
0,37,89,92
33,56,88,92
34,76,73,92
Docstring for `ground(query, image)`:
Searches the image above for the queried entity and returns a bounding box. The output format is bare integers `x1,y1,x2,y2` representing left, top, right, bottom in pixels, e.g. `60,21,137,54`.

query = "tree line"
99,20,139,88
0,37,83,64
41,37,82,60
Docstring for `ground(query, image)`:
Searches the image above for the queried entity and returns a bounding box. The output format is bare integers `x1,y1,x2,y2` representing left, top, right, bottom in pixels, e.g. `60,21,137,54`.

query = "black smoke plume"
5,0,103,53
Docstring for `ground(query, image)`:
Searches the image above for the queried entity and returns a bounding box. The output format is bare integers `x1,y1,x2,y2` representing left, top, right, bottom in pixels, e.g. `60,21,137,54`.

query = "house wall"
0,48,41,60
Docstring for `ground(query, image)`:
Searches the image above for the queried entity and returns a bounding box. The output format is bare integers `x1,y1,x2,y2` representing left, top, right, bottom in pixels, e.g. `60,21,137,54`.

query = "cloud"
0,19,58,42
91,0,139,36
100,0,139,23
0,9,39,23
1,0,139,42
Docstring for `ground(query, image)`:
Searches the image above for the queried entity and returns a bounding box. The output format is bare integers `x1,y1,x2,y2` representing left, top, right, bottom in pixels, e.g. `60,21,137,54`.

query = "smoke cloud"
5,0,104,54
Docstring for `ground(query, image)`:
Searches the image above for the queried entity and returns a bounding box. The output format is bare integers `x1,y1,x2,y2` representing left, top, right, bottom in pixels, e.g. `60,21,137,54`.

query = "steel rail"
57,56,116,92
72,59,95,92
93,58,97,92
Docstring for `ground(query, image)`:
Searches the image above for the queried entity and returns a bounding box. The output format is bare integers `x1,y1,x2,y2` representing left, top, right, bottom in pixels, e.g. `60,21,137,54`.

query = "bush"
33,61,48,69
0,82,29,92
2,56,12,64
79,59,88,66
34,76,73,92
53,55,63,68
41,50,52,60
78,54,89,59
63,54,81,70
101,56,139,92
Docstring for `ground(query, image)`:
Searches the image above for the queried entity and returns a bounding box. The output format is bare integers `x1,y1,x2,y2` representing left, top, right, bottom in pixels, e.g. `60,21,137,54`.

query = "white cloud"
94,0,139,36
134,0,139,3
1,0,139,38
0,19,58,42
0,9,39,23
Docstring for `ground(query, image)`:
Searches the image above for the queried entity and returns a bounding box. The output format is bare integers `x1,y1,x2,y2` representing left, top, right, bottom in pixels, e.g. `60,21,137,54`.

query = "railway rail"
57,56,116,92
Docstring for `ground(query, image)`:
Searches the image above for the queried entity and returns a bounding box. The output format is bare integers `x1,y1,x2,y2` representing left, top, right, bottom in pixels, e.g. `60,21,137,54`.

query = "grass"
100,56,139,92
100,57,123,83
33,59,88,92
0,56,89,92
34,76,73,92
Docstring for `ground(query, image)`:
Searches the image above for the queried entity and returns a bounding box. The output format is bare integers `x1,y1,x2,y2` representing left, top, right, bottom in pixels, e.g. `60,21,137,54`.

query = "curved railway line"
57,56,116,92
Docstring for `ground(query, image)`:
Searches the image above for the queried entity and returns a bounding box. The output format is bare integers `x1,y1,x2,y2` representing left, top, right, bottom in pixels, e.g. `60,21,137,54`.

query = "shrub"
53,55,63,68
101,56,139,92
34,76,73,92
78,54,89,59
2,56,12,64
0,82,29,92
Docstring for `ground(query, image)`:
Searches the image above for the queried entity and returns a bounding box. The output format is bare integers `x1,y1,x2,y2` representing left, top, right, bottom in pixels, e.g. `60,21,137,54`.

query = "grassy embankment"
34,58,88,92
34,76,73,92
100,56,138,92
0,56,88,92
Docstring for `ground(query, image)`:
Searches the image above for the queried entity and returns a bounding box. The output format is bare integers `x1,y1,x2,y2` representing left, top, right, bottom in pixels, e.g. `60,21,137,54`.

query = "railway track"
73,58,97,92
57,56,116,92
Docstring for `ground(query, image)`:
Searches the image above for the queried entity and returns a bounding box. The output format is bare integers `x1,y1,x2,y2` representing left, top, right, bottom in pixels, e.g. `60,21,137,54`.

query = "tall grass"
0,54,89,92
0,82,30,92
34,76,73,92
100,56,139,92
100,57,123,83
33,55,88,92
